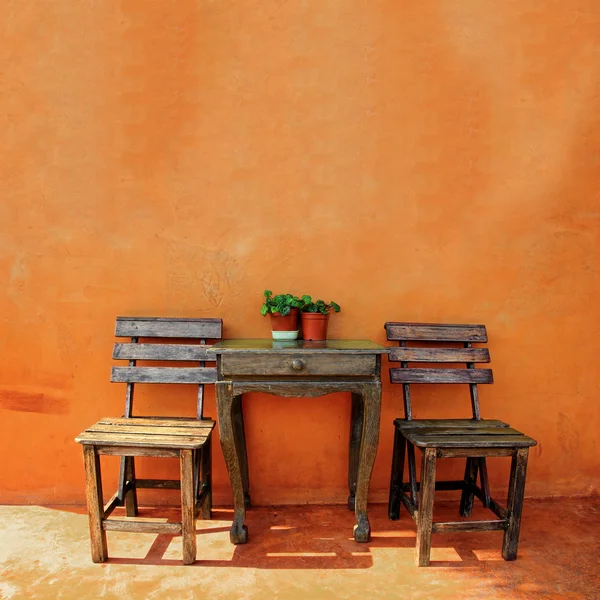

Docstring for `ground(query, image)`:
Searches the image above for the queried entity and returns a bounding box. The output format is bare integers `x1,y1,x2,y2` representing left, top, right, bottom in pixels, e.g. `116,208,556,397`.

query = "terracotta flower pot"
301,312,330,341
269,308,299,339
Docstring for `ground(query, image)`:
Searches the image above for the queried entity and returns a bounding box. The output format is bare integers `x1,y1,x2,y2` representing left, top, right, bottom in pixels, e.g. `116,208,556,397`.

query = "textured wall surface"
1,1,599,505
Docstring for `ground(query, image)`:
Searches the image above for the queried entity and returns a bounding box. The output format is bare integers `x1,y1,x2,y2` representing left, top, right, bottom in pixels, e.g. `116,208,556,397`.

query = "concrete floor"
0,499,598,599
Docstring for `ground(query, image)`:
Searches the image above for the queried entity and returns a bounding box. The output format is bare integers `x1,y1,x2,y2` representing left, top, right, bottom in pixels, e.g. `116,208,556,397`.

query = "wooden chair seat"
398,424,536,449
396,419,534,449
386,321,537,566
76,417,215,450
75,317,222,565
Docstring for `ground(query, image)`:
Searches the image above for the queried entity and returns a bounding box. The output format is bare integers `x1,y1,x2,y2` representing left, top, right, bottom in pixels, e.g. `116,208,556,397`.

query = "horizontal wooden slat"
390,368,493,384
98,417,214,428
103,519,182,534
88,423,214,437
437,447,515,458
432,520,506,533
388,347,490,363
385,322,487,343
113,343,215,362
404,433,537,448
395,419,509,429
115,317,222,339
402,426,523,437
136,479,180,490
111,366,217,384
96,446,179,457
75,431,210,449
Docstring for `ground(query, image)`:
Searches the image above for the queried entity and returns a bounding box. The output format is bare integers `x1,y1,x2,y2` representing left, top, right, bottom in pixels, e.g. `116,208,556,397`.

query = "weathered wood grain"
135,478,180,489
432,519,506,533
215,343,383,545
502,448,529,560
390,368,493,385
97,446,180,458
353,381,382,542
113,343,214,362
402,426,523,437
479,456,491,507
88,423,213,437
395,418,509,429
385,321,536,566
180,449,196,564
196,341,207,419
118,336,138,516
115,317,222,339
111,366,218,384
82,446,107,563
386,322,487,343
389,347,490,363
124,456,137,517
459,457,479,517
348,393,364,511
437,447,515,458
98,416,215,428
232,395,250,509
221,353,377,377
103,520,182,534
200,441,212,519
103,491,120,518
415,448,436,567
405,433,536,448
388,427,406,520
76,431,210,449
407,442,419,510
216,382,248,544
465,341,482,420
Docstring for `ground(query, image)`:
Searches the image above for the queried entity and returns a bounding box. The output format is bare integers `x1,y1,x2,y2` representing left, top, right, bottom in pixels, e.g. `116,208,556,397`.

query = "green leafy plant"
260,290,304,316
300,296,341,315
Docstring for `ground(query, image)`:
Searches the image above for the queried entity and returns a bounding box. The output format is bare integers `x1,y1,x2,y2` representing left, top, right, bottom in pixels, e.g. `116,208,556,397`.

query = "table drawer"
220,353,377,377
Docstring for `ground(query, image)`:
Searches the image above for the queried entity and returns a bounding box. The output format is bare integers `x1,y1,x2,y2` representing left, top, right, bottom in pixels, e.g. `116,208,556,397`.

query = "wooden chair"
75,316,222,564
385,322,537,566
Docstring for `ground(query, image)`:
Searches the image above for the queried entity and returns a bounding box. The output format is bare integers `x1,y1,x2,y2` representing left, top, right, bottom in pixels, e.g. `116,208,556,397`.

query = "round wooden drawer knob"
291,359,305,371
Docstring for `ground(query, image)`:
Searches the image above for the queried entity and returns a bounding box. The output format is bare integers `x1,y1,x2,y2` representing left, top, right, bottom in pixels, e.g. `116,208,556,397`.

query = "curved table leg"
348,393,364,511
216,382,248,544
232,394,251,508
353,381,382,542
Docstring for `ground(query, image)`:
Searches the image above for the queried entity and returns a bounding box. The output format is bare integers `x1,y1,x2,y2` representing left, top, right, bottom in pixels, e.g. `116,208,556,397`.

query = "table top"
209,339,388,354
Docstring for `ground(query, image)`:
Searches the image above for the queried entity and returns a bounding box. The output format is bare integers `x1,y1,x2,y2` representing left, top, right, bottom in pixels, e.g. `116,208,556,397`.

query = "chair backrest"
112,317,223,420
385,322,492,421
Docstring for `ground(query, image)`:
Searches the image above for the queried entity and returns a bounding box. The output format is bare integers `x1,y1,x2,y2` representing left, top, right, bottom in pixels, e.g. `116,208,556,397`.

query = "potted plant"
300,296,341,341
260,290,303,340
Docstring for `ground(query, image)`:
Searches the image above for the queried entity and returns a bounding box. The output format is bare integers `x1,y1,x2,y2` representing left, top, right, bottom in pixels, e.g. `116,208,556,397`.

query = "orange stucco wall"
2,2,600,506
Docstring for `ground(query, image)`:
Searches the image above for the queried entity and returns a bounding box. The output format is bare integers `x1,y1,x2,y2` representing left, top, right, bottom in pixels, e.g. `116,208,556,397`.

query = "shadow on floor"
5,498,597,599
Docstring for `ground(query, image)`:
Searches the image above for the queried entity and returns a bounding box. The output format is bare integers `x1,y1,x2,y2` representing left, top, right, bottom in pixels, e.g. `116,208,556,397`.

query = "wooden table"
208,339,386,544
